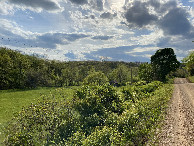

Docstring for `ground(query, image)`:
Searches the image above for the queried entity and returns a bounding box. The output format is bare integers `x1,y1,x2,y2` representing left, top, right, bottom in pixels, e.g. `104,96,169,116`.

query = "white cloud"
8,0,63,13
126,47,160,54
131,29,164,46
0,0,193,62
108,0,125,11
0,19,34,38
0,1,14,15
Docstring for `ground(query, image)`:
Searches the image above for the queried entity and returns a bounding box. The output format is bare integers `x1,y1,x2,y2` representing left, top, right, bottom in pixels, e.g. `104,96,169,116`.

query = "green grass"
188,76,194,83
0,86,79,144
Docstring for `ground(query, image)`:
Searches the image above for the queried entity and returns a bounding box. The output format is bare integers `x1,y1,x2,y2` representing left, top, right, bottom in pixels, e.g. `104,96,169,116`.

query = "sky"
0,0,194,62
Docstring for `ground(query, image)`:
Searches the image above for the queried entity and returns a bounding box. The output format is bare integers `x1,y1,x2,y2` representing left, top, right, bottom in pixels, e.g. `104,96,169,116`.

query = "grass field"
0,86,79,144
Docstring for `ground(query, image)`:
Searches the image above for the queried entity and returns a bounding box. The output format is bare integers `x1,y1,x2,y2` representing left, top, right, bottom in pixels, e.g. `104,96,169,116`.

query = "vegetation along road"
158,78,194,145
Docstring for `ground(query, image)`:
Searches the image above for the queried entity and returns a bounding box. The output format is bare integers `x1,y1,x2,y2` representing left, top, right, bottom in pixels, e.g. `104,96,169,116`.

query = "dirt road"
157,78,194,145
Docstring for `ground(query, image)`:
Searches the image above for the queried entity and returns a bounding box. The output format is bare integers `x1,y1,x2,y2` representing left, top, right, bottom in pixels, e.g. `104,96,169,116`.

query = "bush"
169,68,189,78
4,82,172,145
122,81,163,102
83,126,121,146
73,84,124,135
74,84,124,114
4,96,80,145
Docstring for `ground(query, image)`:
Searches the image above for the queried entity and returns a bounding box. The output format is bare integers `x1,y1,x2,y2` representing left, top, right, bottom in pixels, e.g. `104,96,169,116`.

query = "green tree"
83,71,108,85
0,48,13,89
182,51,194,76
138,63,154,83
108,64,129,85
151,48,180,81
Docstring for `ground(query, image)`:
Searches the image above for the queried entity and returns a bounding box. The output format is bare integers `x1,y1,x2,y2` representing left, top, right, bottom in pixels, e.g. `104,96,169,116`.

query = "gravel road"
157,78,194,145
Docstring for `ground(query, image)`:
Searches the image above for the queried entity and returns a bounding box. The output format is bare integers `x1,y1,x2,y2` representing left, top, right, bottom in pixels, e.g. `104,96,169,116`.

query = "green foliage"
0,47,139,90
138,63,154,82
75,84,123,114
182,51,194,76
0,48,31,89
4,96,80,145
73,85,124,135
108,64,130,86
3,82,173,145
151,48,180,81
122,81,163,102
169,68,189,78
188,76,194,83
118,84,172,145
82,126,121,146
83,71,108,85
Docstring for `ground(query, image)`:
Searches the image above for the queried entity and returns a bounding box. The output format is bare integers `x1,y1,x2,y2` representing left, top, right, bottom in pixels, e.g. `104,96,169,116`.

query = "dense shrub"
4,96,80,145
74,84,123,114
73,84,124,135
123,81,163,102
82,126,122,146
4,82,172,145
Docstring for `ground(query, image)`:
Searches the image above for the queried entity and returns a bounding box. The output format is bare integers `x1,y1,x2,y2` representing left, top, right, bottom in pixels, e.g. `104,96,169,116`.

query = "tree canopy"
151,48,180,81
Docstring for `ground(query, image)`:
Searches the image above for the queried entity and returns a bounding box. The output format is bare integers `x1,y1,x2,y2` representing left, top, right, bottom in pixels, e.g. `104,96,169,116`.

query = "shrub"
169,68,189,78
74,84,124,114
83,126,122,146
73,84,124,135
122,81,163,102
4,82,171,146
3,96,80,145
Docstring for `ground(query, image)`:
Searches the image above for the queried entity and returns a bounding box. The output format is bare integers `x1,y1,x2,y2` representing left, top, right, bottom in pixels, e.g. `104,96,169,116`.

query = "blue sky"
0,0,194,62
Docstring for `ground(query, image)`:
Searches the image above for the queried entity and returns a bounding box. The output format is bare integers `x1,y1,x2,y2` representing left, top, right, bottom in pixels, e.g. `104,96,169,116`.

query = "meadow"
0,87,78,144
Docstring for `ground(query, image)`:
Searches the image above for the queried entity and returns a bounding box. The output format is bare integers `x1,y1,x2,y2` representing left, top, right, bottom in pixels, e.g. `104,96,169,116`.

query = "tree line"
0,47,139,90
1,47,189,90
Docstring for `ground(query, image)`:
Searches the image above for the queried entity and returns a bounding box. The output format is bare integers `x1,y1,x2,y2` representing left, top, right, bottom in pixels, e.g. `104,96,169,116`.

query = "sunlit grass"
0,86,79,144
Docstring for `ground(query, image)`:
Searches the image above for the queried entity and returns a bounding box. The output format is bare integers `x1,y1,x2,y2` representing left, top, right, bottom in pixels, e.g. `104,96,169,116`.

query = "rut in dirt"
157,78,194,146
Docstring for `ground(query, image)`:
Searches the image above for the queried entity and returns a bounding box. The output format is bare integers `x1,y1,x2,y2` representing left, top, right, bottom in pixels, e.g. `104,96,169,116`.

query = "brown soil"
157,78,194,146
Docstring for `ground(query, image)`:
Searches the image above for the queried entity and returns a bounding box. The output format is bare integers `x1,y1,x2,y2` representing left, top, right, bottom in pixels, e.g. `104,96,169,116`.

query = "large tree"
151,48,180,81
